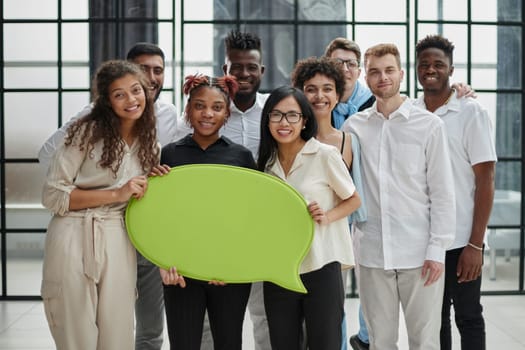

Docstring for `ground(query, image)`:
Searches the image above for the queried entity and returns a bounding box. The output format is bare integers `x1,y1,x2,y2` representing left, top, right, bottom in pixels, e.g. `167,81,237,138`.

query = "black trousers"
163,278,251,350
264,262,344,350
441,247,486,350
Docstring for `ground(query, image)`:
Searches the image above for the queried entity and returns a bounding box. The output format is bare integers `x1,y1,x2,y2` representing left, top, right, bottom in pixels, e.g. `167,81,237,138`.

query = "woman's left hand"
307,201,330,225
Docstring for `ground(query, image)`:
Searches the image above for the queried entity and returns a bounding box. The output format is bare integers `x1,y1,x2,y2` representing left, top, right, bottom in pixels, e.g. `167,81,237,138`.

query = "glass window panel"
473,0,521,22
62,23,89,61
441,0,468,21
6,233,45,296
62,92,91,123
356,0,406,22
4,24,58,61
6,163,48,206
158,0,174,20
62,67,90,89
183,24,215,67
471,0,498,21
243,24,295,91
298,0,346,21
472,25,498,66
482,227,522,292
494,94,522,159
495,161,522,198
6,204,50,230
62,0,89,19
416,0,467,21
4,0,57,19
5,92,58,158
4,67,58,89
471,68,497,90
184,0,217,20
159,22,175,87
239,1,293,20
494,26,521,90
298,25,347,57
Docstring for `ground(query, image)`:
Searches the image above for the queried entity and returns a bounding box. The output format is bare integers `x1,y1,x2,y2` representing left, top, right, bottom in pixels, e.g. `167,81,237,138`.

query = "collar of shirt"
175,134,232,148
367,95,412,121
415,90,461,116
267,138,320,177
229,92,269,115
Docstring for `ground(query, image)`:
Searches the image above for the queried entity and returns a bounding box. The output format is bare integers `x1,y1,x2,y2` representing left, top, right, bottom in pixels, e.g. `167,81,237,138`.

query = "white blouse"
266,138,356,274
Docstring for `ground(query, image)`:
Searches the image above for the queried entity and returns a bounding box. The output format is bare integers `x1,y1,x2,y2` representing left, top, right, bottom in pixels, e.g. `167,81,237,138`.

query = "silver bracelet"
467,242,483,251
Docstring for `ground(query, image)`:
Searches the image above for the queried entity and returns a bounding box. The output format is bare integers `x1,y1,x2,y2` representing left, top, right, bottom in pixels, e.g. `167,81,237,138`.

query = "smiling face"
268,95,306,147
108,73,146,125
365,54,404,100
416,47,454,94
329,48,361,96
132,54,164,101
186,86,229,146
223,49,264,99
302,73,339,120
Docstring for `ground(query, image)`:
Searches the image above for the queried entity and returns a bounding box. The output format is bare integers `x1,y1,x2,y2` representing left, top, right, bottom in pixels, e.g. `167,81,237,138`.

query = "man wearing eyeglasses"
324,37,373,350
324,38,376,130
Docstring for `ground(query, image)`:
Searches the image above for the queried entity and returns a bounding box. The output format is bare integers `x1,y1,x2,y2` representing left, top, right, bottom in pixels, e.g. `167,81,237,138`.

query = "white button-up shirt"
342,97,456,269
415,92,497,250
221,92,268,158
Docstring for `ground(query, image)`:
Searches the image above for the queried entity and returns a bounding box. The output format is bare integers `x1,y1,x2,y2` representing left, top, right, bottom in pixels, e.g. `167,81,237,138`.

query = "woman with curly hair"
41,60,159,349
152,74,255,350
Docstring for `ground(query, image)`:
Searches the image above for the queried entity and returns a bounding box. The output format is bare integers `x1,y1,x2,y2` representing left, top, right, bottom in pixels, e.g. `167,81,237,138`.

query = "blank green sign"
126,164,314,293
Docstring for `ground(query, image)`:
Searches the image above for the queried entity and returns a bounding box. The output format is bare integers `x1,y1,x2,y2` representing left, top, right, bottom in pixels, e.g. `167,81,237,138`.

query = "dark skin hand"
456,161,495,283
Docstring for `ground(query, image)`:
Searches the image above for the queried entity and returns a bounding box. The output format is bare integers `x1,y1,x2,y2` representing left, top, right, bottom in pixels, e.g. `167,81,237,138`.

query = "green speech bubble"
125,164,314,293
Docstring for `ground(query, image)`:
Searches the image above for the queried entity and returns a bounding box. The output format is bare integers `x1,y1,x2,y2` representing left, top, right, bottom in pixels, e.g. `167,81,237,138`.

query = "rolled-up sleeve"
42,141,87,216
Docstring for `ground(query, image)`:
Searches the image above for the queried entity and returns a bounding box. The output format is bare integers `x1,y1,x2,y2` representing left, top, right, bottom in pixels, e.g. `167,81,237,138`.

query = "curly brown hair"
290,56,346,99
64,60,159,177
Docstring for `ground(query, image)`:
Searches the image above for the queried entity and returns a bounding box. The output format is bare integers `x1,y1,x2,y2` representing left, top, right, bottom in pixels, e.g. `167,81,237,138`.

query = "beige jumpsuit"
41,136,148,350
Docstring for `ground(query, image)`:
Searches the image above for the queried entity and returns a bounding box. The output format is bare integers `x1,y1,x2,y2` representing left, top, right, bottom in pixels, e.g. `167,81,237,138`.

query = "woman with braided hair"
151,74,255,350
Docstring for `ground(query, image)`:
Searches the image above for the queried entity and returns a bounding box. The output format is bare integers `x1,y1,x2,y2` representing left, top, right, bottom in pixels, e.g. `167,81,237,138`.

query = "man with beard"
38,42,179,350
341,43,456,350
415,34,496,350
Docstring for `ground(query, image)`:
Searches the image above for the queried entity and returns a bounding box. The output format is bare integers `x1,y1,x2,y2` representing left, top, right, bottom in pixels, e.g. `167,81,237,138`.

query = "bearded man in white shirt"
342,43,456,350
415,34,496,350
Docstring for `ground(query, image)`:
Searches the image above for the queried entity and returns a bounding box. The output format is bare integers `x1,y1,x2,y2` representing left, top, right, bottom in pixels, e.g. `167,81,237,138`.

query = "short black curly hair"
225,30,262,57
416,34,455,65
290,56,346,99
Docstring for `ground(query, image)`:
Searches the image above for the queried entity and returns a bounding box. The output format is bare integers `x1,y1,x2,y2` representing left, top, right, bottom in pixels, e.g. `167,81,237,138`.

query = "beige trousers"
41,212,137,350
359,265,444,350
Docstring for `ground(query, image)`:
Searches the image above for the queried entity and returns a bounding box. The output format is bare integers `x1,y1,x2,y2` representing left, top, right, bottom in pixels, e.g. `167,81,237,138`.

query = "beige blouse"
42,132,153,216
266,138,355,274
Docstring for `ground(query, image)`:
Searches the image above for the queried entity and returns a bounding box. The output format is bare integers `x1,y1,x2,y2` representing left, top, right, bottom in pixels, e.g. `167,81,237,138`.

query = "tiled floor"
1,295,524,349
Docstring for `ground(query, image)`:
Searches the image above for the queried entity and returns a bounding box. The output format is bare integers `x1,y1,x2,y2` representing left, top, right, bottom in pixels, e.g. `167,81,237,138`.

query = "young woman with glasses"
257,85,361,350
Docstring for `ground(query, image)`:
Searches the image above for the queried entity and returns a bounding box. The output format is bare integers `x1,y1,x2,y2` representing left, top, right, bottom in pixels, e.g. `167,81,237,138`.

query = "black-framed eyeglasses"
268,111,303,123
336,58,360,70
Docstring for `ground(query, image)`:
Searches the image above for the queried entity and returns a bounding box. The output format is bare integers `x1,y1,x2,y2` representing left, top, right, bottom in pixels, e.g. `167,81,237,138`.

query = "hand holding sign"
125,164,314,293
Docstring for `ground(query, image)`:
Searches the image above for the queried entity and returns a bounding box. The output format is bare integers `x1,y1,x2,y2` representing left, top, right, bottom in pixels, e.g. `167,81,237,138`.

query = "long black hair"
257,86,318,171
